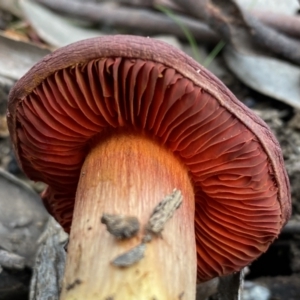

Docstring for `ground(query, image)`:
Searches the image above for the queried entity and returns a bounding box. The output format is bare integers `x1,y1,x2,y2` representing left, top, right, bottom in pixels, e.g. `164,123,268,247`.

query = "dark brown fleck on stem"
146,189,183,235
66,278,82,291
111,243,146,267
101,214,140,239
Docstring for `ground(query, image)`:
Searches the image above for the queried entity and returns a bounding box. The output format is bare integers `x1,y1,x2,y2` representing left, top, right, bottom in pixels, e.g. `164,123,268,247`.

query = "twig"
244,11,300,65
251,10,300,39
35,0,218,43
36,0,300,53
114,0,183,12
173,0,300,65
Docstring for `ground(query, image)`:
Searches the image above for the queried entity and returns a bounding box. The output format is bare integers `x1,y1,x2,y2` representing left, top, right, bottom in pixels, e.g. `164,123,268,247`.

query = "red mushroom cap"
7,35,291,281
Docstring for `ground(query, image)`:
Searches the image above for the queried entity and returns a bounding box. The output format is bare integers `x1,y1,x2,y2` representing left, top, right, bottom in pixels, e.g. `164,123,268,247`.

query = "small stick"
35,0,218,43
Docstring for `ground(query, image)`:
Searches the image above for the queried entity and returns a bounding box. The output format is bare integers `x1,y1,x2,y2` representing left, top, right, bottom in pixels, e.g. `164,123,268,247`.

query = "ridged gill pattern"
16,57,281,281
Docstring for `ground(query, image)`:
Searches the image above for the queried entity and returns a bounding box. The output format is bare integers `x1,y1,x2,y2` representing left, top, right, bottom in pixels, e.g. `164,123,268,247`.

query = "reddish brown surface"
7,35,291,281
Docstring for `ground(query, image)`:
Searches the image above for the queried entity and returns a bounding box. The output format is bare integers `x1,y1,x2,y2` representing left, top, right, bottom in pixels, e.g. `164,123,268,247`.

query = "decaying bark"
30,217,68,300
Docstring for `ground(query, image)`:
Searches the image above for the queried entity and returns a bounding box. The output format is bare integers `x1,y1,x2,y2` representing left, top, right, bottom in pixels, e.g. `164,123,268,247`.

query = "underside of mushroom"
7,36,291,300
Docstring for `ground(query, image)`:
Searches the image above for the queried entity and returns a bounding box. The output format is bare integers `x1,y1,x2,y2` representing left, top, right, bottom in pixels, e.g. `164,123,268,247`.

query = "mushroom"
7,35,291,299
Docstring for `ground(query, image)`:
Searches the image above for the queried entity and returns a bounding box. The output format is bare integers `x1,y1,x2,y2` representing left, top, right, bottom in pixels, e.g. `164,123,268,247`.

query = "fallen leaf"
20,0,104,48
223,46,300,109
236,0,299,14
30,217,67,300
0,32,50,80
0,168,49,267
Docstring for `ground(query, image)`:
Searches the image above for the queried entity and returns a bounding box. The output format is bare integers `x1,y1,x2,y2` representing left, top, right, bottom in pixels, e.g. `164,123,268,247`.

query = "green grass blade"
155,4,201,62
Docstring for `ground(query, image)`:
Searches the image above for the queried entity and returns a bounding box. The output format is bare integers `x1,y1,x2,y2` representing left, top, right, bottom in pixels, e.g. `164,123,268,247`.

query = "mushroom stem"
60,133,196,300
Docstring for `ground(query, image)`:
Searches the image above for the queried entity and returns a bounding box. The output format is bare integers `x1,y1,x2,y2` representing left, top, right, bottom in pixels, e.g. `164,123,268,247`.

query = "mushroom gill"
15,56,281,281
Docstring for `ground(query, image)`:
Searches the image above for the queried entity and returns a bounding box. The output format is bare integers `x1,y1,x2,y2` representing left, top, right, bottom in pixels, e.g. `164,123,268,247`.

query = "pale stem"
60,133,196,300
